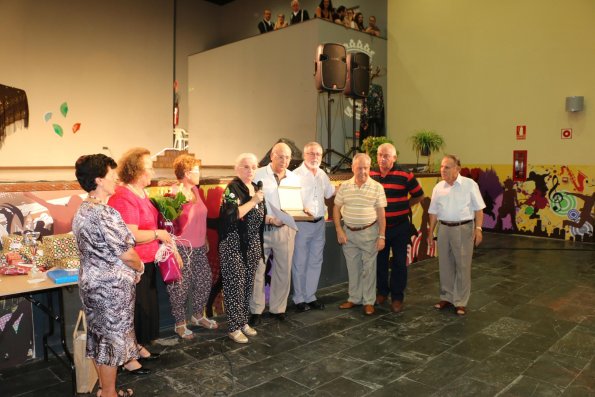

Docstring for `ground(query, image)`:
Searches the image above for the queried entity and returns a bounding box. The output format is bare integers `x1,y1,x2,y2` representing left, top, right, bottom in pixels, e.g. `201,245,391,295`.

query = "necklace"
86,194,103,204
127,184,146,198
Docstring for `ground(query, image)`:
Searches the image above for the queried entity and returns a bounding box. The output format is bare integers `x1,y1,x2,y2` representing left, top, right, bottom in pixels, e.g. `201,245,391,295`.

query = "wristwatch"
378,235,386,239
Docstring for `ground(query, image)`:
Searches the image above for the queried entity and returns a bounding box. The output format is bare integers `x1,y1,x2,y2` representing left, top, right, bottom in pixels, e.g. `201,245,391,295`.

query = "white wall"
188,20,387,165
0,0,172,171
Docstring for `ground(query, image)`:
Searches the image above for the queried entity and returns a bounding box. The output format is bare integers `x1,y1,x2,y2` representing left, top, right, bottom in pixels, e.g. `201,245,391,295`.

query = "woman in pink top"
108,148,172,375
169,155,218,339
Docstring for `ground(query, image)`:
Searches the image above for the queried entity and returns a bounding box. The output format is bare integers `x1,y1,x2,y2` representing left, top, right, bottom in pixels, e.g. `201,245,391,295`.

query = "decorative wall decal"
43,112,52,122
72,123,81,133
60,102,68,117
52,124,64,137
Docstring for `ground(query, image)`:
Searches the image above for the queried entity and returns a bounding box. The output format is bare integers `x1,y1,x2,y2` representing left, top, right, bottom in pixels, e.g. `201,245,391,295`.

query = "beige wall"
0,0,172,172
387,0,594,166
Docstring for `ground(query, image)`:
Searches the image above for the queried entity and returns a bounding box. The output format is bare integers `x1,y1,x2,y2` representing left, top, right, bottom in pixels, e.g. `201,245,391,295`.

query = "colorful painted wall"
464,164,594,243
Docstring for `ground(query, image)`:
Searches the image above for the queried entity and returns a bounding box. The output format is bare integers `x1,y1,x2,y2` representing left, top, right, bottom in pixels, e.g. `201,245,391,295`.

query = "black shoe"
295,302,311,312
120,366,151,375
138,352,160,361
270,312,286,321
249,314,262,326
307,300,325,310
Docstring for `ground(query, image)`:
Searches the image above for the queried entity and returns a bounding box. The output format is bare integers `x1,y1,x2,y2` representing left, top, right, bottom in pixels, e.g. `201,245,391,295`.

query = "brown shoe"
455,306,467,316
434,300,453,310
391,300,403,313
339,301,355,309
375,295,387,305
363,305,375,315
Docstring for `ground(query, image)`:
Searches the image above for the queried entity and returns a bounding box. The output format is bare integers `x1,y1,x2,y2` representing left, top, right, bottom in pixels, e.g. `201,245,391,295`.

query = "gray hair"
352,153,371,165
443,154,461,167
377,143,396,156
303,141,322,153
234,153,258,170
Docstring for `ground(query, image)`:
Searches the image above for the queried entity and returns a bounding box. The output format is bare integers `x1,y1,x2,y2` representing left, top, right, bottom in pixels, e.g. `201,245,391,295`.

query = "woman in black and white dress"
218,153,265,343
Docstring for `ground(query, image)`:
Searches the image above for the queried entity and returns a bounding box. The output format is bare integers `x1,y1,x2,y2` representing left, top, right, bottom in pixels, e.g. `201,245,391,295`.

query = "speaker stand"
321,91,351,173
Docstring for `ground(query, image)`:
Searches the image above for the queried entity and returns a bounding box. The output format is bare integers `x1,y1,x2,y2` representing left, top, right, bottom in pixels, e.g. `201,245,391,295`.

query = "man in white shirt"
292,142,335,312
250,142,300,324
427,155,486,316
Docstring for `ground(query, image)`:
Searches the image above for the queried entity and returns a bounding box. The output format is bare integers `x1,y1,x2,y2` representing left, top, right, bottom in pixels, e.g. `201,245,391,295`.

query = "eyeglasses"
274,154,291,160
305,152,322,157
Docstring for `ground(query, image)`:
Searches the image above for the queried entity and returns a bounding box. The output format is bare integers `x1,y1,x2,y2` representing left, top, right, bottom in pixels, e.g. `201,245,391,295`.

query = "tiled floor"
1,233,594,396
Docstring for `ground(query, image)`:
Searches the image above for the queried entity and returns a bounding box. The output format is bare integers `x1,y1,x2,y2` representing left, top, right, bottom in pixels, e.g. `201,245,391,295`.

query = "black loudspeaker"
344,52,370,98
314,43,347,92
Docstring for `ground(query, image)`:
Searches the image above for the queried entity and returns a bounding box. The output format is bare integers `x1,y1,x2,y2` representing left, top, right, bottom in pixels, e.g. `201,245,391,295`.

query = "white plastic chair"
173,128,188,150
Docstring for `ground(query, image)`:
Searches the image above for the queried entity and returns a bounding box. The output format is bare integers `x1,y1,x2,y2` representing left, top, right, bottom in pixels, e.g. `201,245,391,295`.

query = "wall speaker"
344,52,370,98
565,96,584,112
314,43,347,92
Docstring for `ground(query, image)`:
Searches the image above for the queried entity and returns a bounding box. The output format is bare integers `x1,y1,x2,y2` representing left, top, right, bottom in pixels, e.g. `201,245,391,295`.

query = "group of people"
72,142,485,397
258,1,381,37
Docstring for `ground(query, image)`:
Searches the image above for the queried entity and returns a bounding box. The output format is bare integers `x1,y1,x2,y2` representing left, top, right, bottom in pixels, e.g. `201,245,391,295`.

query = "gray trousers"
250,225,296,315
437,222,475,307
342,223,379,306
292,220,326,304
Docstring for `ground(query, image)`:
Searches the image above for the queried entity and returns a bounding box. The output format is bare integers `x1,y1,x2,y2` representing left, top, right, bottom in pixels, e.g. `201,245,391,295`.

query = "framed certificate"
278,186,313,221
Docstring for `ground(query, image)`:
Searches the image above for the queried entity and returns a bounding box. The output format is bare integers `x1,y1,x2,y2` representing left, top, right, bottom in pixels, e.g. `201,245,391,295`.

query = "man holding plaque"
333,153,387,315
292,142,335,312
250,142,301,324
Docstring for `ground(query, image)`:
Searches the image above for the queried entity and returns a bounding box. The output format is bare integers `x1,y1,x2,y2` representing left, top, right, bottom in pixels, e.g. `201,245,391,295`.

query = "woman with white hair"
218,153,265,343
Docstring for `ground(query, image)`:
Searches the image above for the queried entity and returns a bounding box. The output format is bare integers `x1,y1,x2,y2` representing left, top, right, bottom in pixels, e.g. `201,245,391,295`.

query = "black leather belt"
346,220,377,231
305,217,324,223
440,220,472,227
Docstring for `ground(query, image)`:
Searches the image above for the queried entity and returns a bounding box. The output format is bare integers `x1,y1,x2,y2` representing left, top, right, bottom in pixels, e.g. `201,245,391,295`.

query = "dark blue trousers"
376,221,410,301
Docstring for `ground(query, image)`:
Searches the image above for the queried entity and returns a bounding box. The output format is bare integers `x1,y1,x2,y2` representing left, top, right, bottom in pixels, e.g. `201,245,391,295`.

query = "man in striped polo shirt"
371,143,424,313
333,153,387,315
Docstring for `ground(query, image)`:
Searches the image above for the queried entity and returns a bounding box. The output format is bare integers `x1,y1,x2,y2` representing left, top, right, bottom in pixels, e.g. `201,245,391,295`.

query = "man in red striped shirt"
370,143,424,313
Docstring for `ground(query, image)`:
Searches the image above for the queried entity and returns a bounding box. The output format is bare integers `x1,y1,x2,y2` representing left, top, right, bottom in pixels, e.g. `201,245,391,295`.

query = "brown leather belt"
440,220,472,227
346,220,377,231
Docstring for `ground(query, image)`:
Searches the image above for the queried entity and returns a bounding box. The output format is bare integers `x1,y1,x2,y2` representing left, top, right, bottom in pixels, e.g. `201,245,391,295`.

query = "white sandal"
174,324,194,340
228,329,248,344
241,324,257,336
190,315,219,329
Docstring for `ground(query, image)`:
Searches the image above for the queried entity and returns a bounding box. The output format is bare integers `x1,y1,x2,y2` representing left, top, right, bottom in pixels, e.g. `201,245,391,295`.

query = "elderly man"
258,9,274,34
370,143,424,313
290,0,309,25
365,15,381,36
292,142,335,312
250,142,300,324
334,153,387,315
427,155,485,316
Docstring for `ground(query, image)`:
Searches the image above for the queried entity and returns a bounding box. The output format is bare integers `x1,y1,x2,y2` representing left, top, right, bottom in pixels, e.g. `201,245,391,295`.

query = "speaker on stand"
314,43,349,171
331,51,370,172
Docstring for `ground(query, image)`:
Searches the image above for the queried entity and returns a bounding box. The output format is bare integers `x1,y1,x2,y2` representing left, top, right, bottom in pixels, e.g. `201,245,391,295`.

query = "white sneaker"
241,324,257,337
228,329,248,344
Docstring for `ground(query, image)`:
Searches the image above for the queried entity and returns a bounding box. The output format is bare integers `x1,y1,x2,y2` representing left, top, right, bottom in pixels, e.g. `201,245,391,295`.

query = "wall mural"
460,164,594,243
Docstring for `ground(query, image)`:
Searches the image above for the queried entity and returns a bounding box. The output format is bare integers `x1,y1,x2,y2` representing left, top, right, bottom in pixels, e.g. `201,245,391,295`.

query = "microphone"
255,181,264,210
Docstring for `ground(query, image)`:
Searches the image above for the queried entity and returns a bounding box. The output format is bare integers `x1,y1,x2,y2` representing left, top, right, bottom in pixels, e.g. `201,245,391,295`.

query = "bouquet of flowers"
150,191,187,222
150,191,187,283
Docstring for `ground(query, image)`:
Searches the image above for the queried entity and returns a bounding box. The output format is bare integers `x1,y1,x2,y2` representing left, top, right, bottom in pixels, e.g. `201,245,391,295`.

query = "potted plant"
361,136,394,168
409,130,445,170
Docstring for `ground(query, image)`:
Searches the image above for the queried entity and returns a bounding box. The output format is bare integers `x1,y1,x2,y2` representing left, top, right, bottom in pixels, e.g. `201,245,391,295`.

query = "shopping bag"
73,310,98,394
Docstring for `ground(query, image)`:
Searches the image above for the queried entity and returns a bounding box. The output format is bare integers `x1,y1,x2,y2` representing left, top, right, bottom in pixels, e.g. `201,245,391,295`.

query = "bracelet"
476,227,482,231
378,235,386,240
137,263,145,275
154,230,159,240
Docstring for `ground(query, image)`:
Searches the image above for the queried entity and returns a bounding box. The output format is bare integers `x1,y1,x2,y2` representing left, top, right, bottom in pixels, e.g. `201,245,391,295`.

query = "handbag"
156,245,182,283
73,310,98,394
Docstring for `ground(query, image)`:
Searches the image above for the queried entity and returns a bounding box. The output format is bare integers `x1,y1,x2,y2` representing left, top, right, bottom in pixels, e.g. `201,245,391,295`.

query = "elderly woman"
218,153,265,343
167,155,218,339
108,147,171,374
274,14,288,30
72,154,143,397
